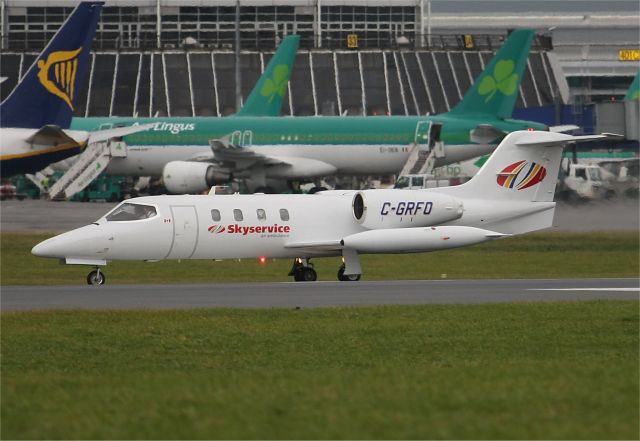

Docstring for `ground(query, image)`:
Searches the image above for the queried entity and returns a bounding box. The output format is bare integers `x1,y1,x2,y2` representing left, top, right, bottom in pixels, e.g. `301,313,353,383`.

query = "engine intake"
162,161,229,194
352,189,463,229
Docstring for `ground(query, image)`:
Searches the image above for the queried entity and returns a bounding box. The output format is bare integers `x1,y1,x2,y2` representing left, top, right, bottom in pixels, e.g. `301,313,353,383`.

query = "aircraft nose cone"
31,237,60,258
31,225,110,260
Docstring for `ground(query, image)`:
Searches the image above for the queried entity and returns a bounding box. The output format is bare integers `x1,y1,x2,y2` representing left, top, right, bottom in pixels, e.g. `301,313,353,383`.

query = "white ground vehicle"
559,162,616,201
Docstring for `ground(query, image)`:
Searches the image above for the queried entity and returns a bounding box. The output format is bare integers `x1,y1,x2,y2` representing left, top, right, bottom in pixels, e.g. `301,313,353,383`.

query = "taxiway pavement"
2,278,637,311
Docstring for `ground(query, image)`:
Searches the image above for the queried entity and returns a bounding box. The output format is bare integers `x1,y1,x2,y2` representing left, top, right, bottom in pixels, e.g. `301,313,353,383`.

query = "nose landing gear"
86,268,106,285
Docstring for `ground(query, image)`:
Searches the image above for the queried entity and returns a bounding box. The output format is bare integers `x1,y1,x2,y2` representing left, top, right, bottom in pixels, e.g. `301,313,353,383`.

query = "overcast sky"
430,0,639,14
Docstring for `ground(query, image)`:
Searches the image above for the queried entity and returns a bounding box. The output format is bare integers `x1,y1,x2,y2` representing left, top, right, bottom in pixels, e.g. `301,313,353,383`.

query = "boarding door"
414,121,432,151
167,206,198,259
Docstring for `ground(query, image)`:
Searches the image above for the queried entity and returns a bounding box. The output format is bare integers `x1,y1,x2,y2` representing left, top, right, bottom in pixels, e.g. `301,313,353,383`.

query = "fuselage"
70,115,546,177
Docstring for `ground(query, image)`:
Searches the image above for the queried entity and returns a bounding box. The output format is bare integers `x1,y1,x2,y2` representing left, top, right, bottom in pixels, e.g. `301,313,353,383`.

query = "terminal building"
0,0,638,137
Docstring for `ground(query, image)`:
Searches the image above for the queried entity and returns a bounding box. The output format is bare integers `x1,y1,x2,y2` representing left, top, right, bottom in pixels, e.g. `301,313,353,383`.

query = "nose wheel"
86,268,106,285
289,258,317,282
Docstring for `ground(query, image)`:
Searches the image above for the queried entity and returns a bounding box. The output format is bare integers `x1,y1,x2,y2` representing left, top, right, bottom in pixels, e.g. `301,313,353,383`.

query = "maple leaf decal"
478,59,519,103
260,64,290,103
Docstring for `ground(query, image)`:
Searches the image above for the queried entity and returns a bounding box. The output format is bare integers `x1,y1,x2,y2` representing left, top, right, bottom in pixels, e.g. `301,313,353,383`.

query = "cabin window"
257,209,266,221
279,208,290,221
106,203,156,222
211,209,221,221
233,209,244,221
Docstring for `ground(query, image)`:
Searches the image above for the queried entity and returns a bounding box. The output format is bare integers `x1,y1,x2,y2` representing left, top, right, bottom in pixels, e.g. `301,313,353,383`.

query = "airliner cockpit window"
106,203,157,222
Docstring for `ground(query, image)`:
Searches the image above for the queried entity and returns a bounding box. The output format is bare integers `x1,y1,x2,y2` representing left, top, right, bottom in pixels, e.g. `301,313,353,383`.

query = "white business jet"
32,130,616,284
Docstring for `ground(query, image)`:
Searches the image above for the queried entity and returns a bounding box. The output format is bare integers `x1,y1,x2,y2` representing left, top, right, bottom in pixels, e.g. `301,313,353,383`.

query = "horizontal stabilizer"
515,132,624,147
548,124,580,133
25,125,87,146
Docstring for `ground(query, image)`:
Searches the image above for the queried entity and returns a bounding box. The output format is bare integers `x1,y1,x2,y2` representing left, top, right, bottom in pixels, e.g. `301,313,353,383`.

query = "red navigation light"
527,127,535,131
259,256,267,264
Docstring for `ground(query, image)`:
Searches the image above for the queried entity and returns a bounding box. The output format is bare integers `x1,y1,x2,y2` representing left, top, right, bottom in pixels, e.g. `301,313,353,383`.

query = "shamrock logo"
631,90,640,101
478,59,519,103
260,64,289,103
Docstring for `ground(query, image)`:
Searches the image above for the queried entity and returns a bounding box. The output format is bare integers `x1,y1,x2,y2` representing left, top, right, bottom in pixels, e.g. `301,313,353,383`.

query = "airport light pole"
235,0,242,113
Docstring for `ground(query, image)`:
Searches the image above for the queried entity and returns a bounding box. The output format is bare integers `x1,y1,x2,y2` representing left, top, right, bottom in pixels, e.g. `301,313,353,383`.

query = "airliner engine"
352,189,464,229
162,161,229,194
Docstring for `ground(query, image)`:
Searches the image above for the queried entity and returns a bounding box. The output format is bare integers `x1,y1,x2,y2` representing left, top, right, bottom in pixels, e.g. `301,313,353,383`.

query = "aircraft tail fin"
450,131,618,202
0,2,103,129
439,131,620,234
235,35,300,117
447,29,535,119
624,71,640,101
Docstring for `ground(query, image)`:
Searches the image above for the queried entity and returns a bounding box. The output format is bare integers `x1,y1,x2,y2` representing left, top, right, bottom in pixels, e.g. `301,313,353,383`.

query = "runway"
1,278,637,311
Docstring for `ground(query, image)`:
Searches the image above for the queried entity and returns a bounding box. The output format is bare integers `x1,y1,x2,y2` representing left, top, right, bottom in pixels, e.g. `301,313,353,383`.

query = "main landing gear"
86,267,106,285
289,258,362,282
338,264,361,282
289,258,317,282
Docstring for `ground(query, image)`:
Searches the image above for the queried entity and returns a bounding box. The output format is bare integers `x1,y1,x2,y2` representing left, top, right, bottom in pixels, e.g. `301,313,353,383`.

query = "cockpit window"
106,203,157,222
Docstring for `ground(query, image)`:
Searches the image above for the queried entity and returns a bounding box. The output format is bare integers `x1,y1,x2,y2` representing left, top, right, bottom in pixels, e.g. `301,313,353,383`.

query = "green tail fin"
624,71,640,101
448,28,535,119
235,35,300,117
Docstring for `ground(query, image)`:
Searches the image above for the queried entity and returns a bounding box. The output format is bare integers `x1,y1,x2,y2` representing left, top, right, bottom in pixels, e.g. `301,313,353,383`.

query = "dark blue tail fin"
0,2,103,129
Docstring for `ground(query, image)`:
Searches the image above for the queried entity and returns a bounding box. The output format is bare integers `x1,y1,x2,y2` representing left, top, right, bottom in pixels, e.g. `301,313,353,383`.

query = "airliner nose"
31,237,60,258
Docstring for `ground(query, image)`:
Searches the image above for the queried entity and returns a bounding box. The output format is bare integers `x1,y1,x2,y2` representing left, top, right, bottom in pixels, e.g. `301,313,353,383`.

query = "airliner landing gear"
337,265,361,282
289,258,317,282
87,268,106,285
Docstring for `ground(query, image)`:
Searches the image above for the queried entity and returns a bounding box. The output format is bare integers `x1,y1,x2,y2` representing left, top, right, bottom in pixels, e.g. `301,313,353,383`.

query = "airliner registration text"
380,201,433,216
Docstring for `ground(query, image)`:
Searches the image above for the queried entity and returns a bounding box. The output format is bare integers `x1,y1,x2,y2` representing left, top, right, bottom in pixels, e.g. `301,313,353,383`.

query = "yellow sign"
37,47,83,110
464,34,475,50
347,34,358,49
618,49,640,61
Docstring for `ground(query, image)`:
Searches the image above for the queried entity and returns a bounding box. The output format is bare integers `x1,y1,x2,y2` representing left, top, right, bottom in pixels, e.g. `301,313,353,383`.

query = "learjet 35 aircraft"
32,130,617,284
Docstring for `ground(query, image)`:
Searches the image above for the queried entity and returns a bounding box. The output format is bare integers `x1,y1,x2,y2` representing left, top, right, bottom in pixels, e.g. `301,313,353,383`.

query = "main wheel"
337,267,361,282
87,269,105,285
294,266,317,282
302,267,317,282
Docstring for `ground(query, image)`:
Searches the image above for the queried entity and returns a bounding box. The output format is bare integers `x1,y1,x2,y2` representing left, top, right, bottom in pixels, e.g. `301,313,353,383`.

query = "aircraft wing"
469,124,507,144
284,240,343,253
209,137,289,168
87,123,155,144
25,125,87,146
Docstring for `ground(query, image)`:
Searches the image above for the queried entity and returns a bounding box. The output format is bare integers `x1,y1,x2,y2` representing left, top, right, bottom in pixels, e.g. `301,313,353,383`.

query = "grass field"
1,301,638,439
1,231,639,284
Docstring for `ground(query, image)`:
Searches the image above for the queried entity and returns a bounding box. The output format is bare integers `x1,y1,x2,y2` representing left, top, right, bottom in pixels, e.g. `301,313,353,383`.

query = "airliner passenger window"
257,209,266,221
106,203,157,222
233,209,243,221
211,209,221,221
279,209,289,221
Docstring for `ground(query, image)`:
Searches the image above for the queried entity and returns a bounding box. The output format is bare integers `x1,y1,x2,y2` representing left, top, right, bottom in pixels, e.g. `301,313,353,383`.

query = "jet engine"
162,161,229,194
352,189,463,229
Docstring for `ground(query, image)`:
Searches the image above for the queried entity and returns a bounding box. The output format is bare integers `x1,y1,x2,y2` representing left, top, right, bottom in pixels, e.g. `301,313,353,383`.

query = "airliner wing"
209,137,289,168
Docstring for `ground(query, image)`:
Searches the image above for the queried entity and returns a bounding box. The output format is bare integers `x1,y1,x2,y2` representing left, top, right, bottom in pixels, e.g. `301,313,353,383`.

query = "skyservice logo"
497,160,547,190
37,48,83,110
208,224,291,236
